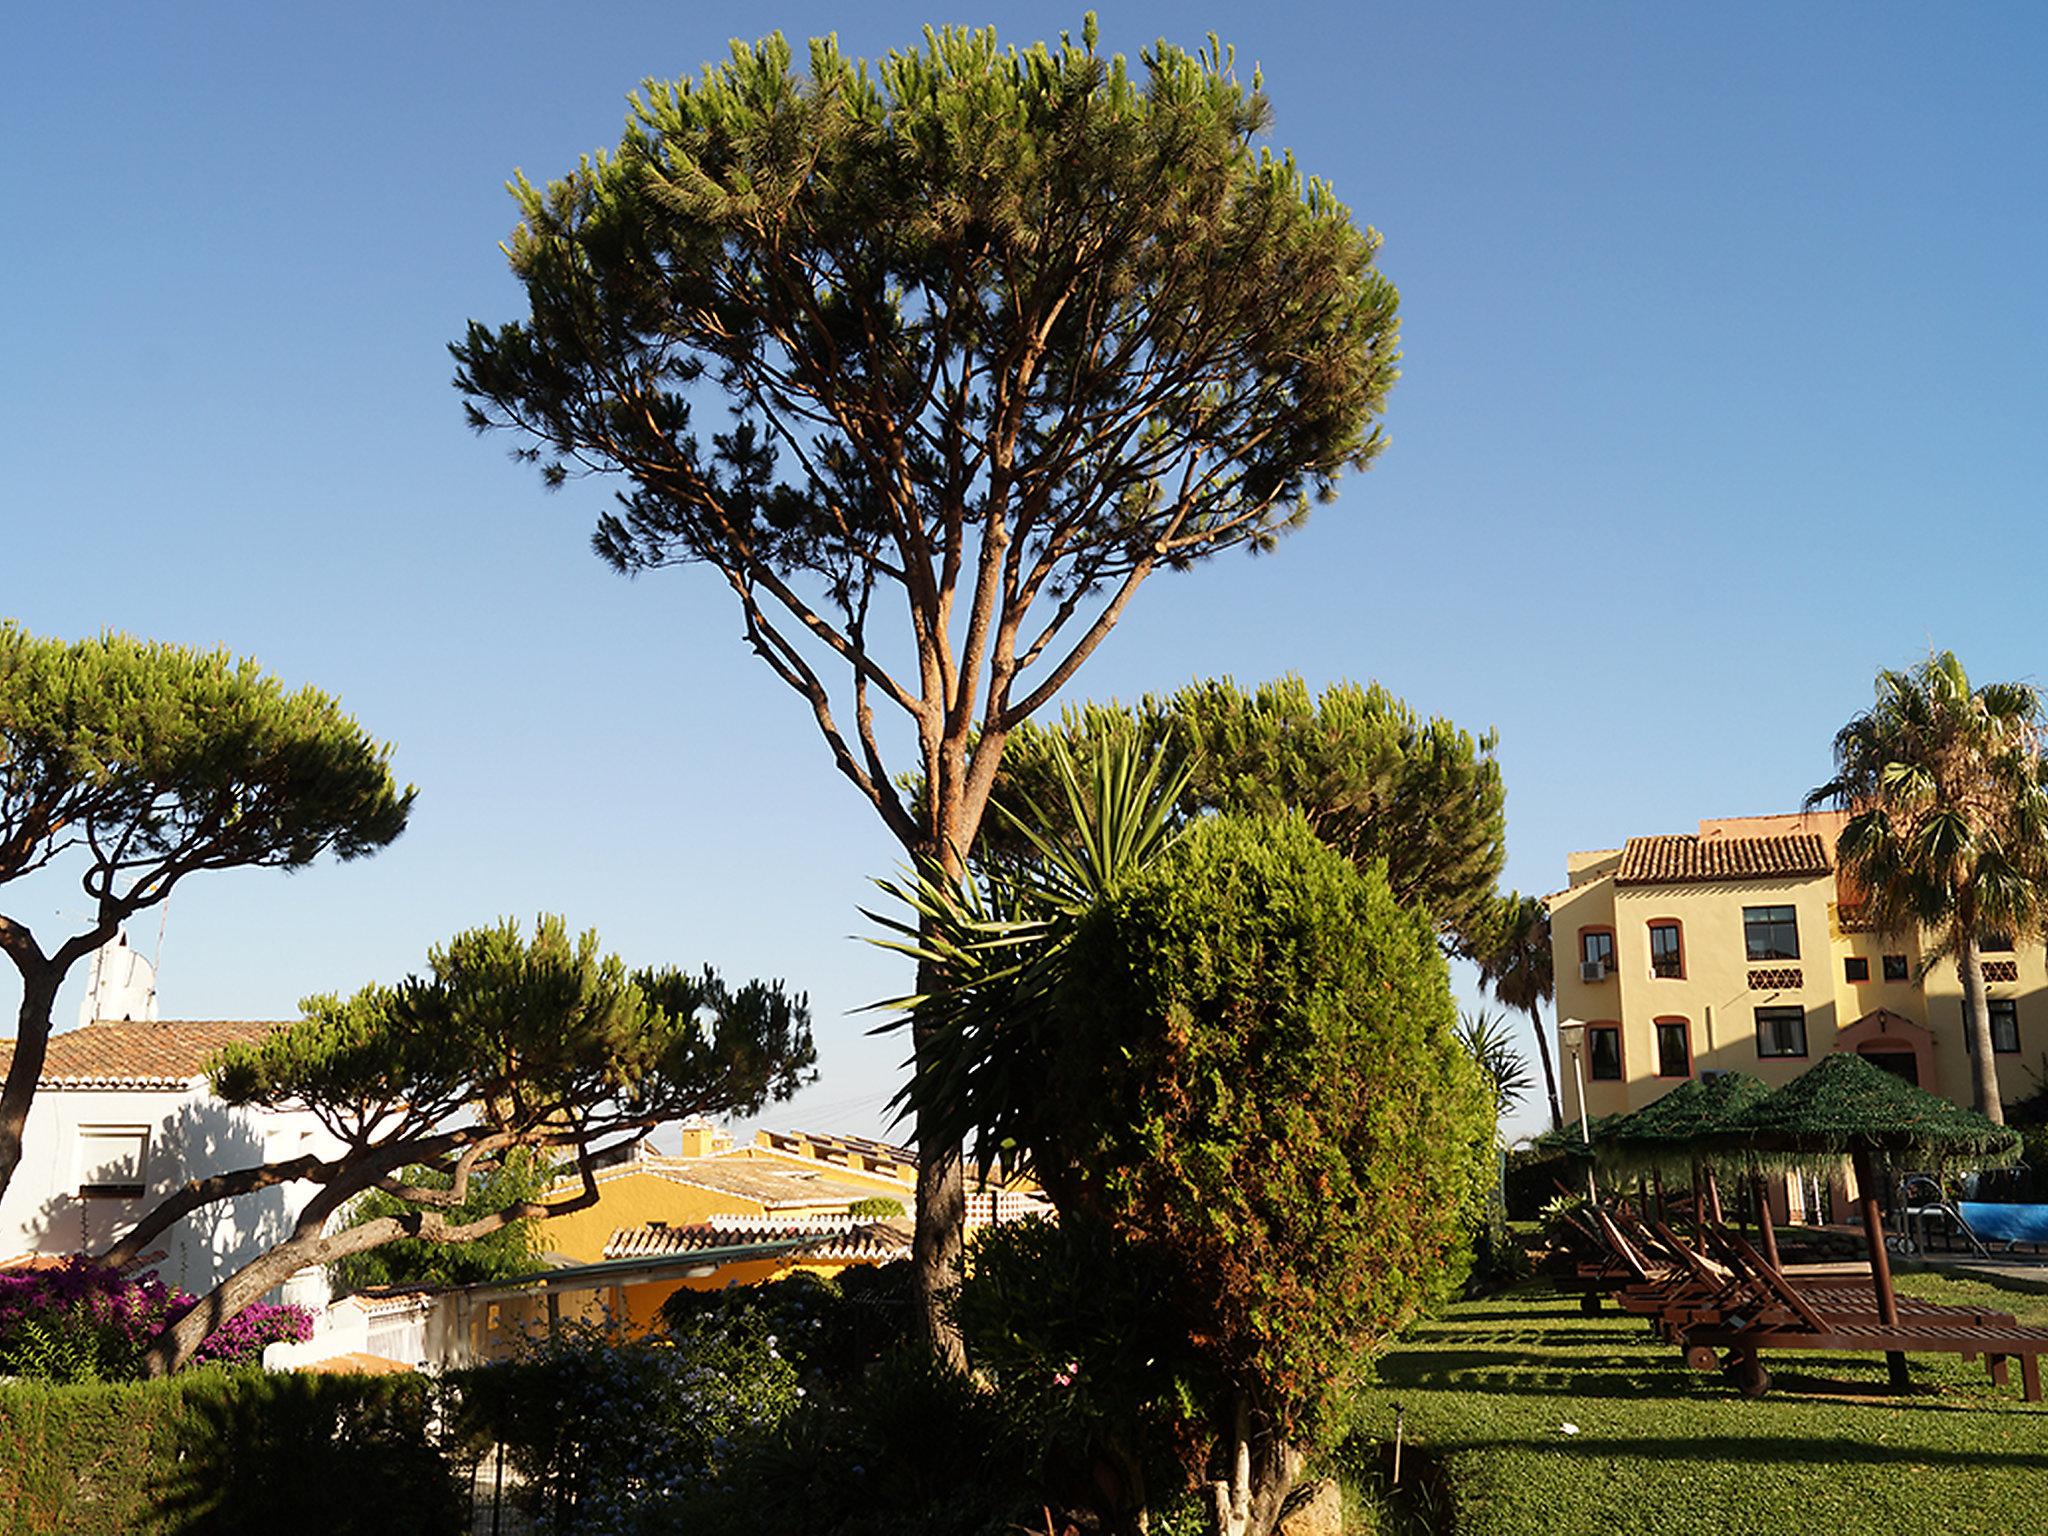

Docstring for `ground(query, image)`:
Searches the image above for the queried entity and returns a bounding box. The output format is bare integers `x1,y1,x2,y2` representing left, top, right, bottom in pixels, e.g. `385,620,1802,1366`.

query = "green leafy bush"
682,1349,1046,1536
957,1215,1220,1522
658,1262,914,1389
1047,812,1494,1452
0,1370,457,1536
449,1315,802,1535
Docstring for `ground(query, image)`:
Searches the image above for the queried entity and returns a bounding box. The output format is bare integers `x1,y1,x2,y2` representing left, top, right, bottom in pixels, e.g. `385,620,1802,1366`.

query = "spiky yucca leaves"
987,676,1504,950
868,738,1191,1189
1809,651,2048,1123
1457,1007,1534,1124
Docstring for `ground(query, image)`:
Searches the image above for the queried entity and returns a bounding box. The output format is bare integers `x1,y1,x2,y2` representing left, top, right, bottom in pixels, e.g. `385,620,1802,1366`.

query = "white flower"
1559,1422,1580,1436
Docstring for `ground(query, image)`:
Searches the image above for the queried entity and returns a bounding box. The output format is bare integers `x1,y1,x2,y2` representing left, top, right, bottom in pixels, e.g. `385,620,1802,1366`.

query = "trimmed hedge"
0,1369,460,1535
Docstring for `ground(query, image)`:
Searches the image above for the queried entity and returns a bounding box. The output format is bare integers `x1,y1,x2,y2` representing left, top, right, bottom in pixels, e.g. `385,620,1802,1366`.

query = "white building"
0,1018,347,1297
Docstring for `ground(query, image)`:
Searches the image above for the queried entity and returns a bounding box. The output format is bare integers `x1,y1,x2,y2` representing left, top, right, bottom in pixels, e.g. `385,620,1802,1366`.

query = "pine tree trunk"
912,976,969,1372
1957,925,2005,1124
1528,1006,1564,1132
911,802,971,1372
142,1216,328,1377
0,963,62,1205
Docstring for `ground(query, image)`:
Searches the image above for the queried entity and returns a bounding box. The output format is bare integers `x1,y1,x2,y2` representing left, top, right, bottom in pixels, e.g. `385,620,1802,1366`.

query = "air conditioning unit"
1579,959,1609,983
1700,1069,1730,1083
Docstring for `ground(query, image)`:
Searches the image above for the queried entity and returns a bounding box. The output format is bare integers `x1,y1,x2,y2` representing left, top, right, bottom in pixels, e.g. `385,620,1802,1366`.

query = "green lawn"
1342,1271,2048,1536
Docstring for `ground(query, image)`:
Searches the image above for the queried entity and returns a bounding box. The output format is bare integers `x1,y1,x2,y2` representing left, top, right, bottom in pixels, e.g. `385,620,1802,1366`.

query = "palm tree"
1808,651,2048,1125
1474,893,1564,1130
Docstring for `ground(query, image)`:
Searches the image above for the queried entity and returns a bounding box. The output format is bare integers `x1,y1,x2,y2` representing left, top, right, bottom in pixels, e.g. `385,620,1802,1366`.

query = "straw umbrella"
1707,1052,2020,1388
1593,1073,1776,1255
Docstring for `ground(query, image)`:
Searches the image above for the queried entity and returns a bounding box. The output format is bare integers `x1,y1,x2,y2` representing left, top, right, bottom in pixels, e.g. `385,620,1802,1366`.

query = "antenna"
149,900,169,1018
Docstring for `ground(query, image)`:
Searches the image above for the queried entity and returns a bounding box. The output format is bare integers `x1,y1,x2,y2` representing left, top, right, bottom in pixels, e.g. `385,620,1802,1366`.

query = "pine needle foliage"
112,917,813,1375
454,14,1403,1352
0,622,412,1205
986,676,1504,949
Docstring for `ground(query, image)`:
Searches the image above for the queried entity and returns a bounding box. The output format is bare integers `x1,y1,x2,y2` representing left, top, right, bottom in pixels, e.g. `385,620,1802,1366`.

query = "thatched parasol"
1594,1073,1774,1178
1707,1052,2021,1386
1594,1072,1777,1256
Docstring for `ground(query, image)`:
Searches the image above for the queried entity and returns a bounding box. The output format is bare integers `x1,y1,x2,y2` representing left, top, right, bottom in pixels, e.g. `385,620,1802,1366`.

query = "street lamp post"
1557,1018,1598,1205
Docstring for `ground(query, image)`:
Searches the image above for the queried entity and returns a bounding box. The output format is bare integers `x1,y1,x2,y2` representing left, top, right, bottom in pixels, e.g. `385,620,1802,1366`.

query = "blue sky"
4,3,2044,1142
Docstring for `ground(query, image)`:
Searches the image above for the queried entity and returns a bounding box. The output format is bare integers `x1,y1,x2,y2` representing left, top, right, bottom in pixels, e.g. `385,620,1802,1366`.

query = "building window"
1655,1018,1691,1078
1844,956,1870,983
1882,953,1910,982
1983,931,2014,953
1743,906,1800,961
1991,999,2021,1055
75,1127,148,1198
1579,927,1616,977
1587,1025,1623,1081
1648,921,1684,979
1755,1006,1808,1059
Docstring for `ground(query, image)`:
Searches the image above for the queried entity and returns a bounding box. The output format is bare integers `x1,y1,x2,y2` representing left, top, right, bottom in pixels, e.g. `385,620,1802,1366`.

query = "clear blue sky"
4,3,2044,1143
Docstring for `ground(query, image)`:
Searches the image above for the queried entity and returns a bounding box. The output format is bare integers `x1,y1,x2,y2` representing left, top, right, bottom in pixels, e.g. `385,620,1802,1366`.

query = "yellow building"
1550,812,2044,1130
538,1122,1047,1265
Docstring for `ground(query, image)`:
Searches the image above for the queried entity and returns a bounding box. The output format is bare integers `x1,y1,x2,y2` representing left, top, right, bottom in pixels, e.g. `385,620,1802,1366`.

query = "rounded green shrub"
1047,811,1493,1447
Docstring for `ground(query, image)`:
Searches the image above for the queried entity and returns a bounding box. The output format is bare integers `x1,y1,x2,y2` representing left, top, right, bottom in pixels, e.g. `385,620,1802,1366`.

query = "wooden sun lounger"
1675,1230,2046,1400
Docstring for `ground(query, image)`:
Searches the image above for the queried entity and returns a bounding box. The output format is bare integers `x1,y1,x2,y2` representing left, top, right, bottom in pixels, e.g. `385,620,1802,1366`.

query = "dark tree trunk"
912,992,969,1373
143,1213,330,1377
1209,1395,1304,1536
1527,1006,1564,1132
1956,923,2004,1124
0,963,63,1204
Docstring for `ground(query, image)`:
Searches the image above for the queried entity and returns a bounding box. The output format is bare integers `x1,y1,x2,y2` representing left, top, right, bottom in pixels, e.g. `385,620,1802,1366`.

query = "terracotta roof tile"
0,1020,287,1090
1616,834,1831,887
603,1217,913,1264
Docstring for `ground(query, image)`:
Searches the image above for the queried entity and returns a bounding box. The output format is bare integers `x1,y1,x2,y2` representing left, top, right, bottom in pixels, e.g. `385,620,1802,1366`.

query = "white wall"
0,1079,348,1297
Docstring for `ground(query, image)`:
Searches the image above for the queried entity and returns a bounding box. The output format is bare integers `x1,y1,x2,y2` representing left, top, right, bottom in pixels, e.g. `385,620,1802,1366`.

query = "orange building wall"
538,1171,772,1264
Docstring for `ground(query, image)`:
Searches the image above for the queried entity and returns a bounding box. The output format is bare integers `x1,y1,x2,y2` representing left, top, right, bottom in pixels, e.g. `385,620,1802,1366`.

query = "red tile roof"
603,1217,913,1264
0,1020,287,1090
1616,834,1831,887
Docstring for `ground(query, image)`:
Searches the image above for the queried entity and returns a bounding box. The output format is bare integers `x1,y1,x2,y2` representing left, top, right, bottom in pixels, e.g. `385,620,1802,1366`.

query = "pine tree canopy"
452,19,1399,856
984,676,1505,948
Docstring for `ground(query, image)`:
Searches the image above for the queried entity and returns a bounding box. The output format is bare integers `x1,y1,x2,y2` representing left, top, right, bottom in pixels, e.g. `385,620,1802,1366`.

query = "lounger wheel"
1684,1345,1720,1372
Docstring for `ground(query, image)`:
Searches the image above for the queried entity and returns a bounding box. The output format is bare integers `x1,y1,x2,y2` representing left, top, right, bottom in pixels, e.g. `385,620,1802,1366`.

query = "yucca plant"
866,737,1193,1181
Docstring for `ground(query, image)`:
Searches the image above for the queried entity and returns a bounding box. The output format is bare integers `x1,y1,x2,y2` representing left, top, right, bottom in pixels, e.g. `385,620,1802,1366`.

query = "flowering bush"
0,1259,313,1381
450,1312,801,1536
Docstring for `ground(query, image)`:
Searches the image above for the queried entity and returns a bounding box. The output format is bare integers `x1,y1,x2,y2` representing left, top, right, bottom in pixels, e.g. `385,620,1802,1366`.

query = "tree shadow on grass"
1378,1347,1712,1401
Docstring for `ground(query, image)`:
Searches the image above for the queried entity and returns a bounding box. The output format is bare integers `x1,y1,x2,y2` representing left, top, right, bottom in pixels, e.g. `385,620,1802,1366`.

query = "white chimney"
80,928,157,1027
